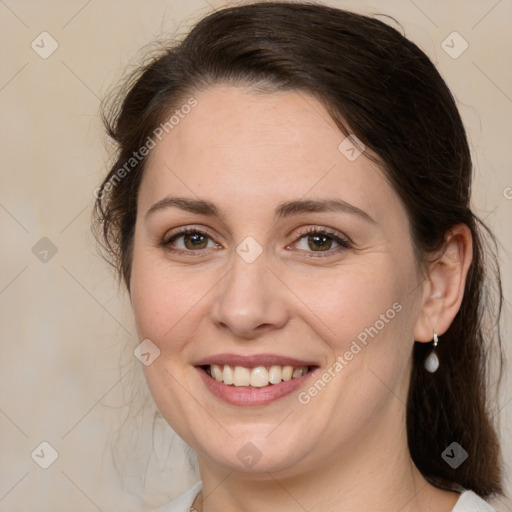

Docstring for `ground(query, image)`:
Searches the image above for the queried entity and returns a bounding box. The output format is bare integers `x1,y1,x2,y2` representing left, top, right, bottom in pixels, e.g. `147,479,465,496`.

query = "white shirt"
152,482,497,511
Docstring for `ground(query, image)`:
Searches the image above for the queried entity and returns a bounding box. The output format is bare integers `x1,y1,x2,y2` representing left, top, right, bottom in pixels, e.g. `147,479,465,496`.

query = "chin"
192,428,316,475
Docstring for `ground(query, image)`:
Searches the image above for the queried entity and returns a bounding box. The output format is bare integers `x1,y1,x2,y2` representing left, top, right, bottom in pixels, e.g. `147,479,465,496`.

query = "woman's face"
130,85,425,475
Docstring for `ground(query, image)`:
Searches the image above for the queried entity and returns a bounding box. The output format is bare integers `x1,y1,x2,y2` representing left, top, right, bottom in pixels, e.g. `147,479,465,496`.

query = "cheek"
130,248,211,344
287,258,417,418
286,260,410,350
295,268,415,412
130,254,215,442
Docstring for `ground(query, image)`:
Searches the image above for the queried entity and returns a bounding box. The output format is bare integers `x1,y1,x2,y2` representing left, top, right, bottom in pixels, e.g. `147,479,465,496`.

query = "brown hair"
93,1,504,497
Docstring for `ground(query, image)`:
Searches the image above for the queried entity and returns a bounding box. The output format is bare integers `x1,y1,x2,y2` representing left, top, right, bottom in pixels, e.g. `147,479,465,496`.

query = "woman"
93,2,504,511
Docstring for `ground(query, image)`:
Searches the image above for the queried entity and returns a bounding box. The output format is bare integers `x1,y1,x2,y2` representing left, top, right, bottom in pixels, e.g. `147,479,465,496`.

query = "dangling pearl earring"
424,330,439,373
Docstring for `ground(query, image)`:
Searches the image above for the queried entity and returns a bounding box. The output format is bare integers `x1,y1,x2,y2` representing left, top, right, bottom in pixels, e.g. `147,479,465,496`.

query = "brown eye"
181,231,209,250
293,228,351,257
162,228,219,252
306,233,334,251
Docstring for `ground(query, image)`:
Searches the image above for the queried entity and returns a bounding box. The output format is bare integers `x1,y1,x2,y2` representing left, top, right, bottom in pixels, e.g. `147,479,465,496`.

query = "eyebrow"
145,196,375,224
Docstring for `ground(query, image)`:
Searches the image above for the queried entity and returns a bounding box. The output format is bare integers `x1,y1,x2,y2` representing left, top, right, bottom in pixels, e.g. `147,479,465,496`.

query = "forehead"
139,85,402,225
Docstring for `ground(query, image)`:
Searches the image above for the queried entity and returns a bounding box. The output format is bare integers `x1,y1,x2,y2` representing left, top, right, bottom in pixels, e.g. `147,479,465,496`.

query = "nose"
210,251,290,340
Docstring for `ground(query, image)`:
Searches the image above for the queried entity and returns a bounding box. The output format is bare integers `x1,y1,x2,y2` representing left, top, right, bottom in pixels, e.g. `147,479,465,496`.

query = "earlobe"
413,224,473,344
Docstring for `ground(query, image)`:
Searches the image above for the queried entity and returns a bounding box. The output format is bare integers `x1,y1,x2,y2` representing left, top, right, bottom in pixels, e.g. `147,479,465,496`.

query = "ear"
414,224,473,343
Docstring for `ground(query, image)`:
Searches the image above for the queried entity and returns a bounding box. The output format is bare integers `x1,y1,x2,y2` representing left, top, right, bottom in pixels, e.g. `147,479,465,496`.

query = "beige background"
0,0,511,510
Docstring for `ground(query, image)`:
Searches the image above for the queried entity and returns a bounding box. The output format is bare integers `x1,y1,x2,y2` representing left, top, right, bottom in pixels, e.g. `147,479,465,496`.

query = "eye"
160,226,351,258
291,227,351,257
161,227,221,254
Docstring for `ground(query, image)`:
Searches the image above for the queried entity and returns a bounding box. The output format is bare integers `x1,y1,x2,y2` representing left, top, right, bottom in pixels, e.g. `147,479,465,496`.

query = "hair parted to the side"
92,1,504,498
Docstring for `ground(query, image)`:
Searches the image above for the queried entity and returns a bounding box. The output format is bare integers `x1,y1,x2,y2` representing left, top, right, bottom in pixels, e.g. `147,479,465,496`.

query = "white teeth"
282,366,293,381
268,365,282,384
207,364,309,387
292,368,304,378
250,367,269,387
233,366,251,386
223,365,234,385
212,364,223,381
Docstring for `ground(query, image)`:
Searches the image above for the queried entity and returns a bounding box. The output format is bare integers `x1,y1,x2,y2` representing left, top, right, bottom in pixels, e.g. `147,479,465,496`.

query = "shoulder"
150,482,202,512
452,490,497,512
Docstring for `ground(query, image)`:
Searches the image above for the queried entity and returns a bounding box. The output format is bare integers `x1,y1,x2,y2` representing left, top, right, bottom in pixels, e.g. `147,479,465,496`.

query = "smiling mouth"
203,364,313,388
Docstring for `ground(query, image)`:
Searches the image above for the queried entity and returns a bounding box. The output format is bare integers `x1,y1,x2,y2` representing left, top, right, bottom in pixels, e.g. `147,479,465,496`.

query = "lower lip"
196,367,316,406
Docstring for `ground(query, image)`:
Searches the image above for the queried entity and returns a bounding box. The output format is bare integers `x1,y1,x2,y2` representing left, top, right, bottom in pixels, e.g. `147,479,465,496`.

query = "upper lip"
194,353,318,368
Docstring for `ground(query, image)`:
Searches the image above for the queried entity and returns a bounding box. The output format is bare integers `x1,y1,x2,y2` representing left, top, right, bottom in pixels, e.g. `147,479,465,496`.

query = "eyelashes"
160,225,352,258
161,227,220,254
293,227,351,256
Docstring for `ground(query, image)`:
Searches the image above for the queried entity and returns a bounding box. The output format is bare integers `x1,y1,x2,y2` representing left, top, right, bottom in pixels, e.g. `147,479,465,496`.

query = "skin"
129,85,473,511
